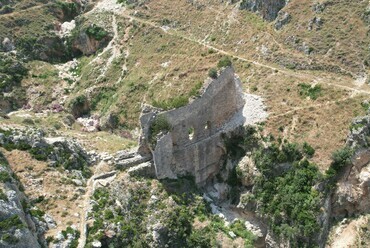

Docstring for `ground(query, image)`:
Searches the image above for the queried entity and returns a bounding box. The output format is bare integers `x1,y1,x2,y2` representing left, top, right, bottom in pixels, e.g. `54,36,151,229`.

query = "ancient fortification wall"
139,67,245,186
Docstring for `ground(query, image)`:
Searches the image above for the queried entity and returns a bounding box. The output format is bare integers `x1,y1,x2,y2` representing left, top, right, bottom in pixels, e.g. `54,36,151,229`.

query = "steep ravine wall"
240,0,287,21
139,67,246,186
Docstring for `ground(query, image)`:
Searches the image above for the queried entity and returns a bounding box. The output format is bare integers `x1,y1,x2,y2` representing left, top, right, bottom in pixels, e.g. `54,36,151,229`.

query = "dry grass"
2,148,85,237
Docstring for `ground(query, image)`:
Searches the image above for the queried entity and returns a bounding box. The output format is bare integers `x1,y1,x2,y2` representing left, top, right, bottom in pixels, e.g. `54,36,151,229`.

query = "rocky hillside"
1,0,370,247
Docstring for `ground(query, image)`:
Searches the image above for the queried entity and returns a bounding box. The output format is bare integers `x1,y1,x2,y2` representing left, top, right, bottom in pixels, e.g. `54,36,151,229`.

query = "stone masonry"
139,67,246,186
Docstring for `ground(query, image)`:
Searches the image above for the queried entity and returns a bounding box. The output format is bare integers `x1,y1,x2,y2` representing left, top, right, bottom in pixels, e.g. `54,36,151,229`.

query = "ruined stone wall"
139,67,245,186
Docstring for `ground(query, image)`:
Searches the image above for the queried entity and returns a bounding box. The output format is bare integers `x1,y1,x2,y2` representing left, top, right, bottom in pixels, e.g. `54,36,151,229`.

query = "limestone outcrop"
139,67,246,186
331,115,370,219
0,152,45,247
240,0,287,21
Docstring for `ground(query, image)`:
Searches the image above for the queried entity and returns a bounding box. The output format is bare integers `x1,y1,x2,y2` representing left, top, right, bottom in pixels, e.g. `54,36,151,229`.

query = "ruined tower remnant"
139,67,246,186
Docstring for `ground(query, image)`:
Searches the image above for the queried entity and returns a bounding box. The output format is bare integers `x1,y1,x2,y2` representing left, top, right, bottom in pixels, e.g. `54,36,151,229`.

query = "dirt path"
77,171,117,248
268,95,354,119
77,176,94,248
117,10,370,97
0,3,53,18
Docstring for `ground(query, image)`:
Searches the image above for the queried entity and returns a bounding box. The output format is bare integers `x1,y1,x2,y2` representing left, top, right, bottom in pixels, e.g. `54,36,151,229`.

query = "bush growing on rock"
217,56,232,68
331,146,353,170
69,95,90,118
249,141,323,245
325,146,354,180
208,68,218,79
86,25,108,41
149,115,172,144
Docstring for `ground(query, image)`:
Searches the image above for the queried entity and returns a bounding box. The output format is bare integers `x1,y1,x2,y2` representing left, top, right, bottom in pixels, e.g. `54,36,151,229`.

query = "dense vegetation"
86,176,256,247
0,53,28,92
223,127,324,246
246,140,322,245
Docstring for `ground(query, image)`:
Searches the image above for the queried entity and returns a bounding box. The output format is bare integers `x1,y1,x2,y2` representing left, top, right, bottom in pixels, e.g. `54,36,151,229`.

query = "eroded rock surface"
240,0,287,21
332,114,370,219
0,153,45,248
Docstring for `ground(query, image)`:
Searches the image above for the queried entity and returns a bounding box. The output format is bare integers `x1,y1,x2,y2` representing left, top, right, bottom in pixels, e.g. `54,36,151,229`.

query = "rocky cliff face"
0,152,45,247
331,115,370,219
240,0,287,21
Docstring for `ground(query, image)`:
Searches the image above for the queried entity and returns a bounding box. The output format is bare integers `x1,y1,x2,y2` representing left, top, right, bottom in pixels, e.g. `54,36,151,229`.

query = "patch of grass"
152,95,189,110
152,82,203,110
149,115,172,145
230,220,256,246
298,83,322,100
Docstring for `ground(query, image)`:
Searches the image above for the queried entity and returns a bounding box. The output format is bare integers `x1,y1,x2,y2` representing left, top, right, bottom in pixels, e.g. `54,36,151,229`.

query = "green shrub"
0,215,25,230
281,143,303,162
69,95,89,117
61,226,80,248
1,233,19,244
30,209,45,219
298,83,322,100
149,115,171,144
0,5,14,14
187,227,213,248
189,82,203,97
208,68,218,79
0,171,11,183
90,87,116,111
55,1,79,21
0,53,28,92
230,220,255,246
217,56,232,68
0,189,7,201
303,142,315,157
330,146,353,172
86,25,108,41
104,209,114,220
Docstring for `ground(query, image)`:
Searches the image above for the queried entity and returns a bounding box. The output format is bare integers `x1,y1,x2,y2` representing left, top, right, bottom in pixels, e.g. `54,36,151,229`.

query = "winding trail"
77,176,94,248
0,3,53,18
77,171,117,248
117,10,370,96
